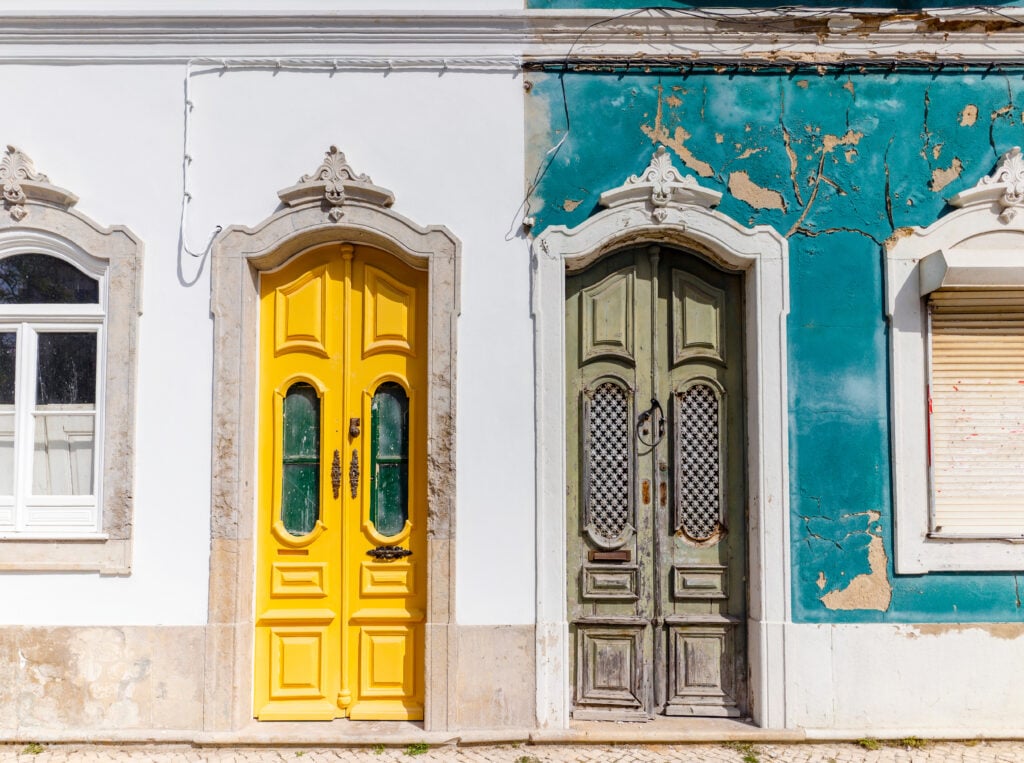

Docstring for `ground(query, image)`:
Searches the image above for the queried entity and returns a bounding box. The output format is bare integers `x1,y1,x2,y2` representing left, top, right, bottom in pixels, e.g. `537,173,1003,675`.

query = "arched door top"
208,146,459,732
531,146,790,730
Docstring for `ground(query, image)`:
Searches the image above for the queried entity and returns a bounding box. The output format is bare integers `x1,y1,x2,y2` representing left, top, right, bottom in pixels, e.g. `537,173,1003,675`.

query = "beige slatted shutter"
930,290,1024,536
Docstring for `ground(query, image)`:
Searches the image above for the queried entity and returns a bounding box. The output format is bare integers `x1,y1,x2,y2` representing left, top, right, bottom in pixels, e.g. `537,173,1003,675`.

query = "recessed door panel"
256,244,427,721
581,269,636,365
567,246,747,720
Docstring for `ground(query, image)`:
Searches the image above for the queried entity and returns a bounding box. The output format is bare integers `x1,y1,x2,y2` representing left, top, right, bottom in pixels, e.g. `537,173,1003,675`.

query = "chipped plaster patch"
729,171,785,211
715,133,724,144
822,129,863,154
843,80,855,96
816,571,826,590
820,535,892,611
903,623,1024,641
930,157,963,192
797,80,809,89
959,104,978,127
737,147,765,160
562,199,582,212
844,149,857,163
666,95,682,108
641,84,714,177
932,143,943,160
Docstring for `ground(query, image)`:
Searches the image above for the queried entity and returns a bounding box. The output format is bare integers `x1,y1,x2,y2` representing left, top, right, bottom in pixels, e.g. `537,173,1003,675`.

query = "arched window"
0,147,141,573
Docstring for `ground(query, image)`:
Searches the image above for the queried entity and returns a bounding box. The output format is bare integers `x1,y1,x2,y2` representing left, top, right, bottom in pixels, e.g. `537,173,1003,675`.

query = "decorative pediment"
277,146,394,222
0,146,78,222
599,146,721,223
950,146,1024,223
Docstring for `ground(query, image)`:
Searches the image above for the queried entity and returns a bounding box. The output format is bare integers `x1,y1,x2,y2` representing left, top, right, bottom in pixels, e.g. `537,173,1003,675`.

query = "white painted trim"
885,151,1024,572
0,9,1022,63
531,153,790,729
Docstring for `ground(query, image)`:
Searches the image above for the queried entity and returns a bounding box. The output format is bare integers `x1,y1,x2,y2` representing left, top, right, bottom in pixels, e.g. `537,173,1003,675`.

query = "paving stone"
4,742,1024,762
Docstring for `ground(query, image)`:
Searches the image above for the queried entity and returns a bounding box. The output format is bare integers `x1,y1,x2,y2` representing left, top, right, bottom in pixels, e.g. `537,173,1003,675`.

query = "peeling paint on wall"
902,623,1024,640
729,170,786,211
640,84,714,177
930,157,963,192
959,104,979,126
527,69,1024,624
820,535,892,611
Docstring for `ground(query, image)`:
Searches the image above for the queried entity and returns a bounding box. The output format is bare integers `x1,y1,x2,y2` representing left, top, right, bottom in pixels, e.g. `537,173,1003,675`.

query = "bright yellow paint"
255,243,427,721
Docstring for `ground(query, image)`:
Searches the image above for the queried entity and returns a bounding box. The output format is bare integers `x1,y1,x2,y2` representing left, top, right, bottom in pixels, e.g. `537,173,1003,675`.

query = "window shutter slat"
930,290,1024,536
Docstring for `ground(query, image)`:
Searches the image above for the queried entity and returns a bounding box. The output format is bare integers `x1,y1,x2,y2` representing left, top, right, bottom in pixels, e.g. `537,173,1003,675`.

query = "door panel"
255,244,426,721
567,246,746,720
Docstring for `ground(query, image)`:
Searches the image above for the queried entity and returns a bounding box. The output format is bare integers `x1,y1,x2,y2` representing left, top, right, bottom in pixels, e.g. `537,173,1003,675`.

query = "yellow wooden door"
254,243,427,721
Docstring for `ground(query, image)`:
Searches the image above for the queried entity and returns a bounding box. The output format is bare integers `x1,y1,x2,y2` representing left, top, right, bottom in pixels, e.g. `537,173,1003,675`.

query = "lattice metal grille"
677,384,721,540
586,382,631,542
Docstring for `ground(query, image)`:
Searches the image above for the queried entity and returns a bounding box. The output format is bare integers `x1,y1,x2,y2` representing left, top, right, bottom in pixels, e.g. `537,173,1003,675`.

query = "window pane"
0,254,98,304
370,382,409,538
37,332,96,406
0,332,15,496
32,412,95,495
281,383,320,537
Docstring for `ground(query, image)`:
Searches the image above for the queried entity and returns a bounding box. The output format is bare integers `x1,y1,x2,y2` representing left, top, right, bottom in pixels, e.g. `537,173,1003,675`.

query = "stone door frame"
531,148,791,729
205,147,460,731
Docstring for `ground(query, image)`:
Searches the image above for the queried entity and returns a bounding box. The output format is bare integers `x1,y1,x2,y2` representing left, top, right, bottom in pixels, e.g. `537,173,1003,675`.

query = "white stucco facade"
2,1,1024,744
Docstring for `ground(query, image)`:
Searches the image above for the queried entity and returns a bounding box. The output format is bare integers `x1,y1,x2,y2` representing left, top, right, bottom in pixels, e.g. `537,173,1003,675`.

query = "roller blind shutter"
929,289,1024,536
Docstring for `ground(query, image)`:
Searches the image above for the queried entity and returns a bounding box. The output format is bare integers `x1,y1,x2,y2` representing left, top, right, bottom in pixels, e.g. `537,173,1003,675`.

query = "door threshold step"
535,717,806,744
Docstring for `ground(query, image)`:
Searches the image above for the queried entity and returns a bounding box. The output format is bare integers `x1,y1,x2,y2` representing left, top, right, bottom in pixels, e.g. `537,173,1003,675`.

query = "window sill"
0,536,129,574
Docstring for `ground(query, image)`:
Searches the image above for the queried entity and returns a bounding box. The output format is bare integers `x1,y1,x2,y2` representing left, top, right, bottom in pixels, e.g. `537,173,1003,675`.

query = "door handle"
331,449,341,499
349,448,359,498
637,398,666,447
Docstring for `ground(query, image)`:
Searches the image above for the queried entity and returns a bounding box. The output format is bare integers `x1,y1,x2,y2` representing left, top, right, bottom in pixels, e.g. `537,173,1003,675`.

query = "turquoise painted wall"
527,69,1024,623
530,1,1020,8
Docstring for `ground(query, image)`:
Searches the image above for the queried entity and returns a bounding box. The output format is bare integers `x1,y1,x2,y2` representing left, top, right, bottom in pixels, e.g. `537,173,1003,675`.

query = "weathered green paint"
281,382,320,537
370,382,409,539
566,247,747,716
528,68,1024,623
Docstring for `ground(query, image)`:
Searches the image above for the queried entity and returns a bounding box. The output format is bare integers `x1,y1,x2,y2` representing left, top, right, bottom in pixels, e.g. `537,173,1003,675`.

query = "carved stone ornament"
278,145,395,222
599,145,722,223
0,145,78,222
949,146,1024,224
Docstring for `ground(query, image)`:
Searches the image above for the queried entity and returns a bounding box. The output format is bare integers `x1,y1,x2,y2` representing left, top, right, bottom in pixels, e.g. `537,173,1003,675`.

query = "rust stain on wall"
930,157,963,192
820,535,892,611
729,170,786,211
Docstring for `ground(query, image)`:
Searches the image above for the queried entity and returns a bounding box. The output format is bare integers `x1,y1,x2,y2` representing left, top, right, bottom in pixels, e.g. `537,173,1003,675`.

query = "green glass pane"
283,384,319,459
370,383,409,538
281,383,319,536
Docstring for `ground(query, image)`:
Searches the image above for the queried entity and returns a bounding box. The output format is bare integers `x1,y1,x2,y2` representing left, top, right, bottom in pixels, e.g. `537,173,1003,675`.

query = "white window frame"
885,146,1024,573
0,146,142,573
0,249,107,538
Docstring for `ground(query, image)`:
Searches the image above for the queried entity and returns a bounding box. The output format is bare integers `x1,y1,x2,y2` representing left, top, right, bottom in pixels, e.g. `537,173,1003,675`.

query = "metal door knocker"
637,398,665,447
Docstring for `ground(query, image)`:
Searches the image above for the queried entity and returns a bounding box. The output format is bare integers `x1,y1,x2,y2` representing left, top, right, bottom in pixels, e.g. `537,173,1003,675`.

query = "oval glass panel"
281,382,320,537
676,383,721,541
586,381,630,542
0,254,99,304
370,382,409,538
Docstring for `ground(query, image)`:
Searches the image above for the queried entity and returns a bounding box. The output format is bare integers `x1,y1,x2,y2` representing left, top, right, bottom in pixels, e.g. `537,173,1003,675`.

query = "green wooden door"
566,245,747,720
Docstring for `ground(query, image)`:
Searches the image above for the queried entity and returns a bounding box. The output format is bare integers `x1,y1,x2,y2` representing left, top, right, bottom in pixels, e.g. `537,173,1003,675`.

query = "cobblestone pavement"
3,742,1024,763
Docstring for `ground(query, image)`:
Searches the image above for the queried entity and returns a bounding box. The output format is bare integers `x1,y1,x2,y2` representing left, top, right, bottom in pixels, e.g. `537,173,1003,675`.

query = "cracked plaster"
526,69,1024,623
